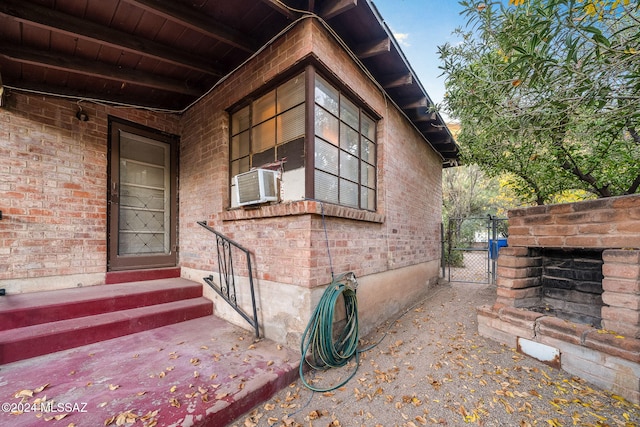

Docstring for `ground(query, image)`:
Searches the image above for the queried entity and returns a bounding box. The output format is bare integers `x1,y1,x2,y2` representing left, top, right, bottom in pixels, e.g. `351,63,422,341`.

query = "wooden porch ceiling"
0,0,459,164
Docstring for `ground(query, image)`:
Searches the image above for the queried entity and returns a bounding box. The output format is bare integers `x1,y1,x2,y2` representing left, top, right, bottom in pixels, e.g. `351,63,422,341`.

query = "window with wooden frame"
229,67,377,211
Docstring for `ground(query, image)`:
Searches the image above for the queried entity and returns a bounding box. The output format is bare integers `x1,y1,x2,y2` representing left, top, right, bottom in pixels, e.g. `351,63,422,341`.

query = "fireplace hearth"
531,248,604,327
476,194,640,404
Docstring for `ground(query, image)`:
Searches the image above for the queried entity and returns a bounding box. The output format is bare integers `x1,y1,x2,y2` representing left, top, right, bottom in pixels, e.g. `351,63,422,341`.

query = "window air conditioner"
234,169,279,206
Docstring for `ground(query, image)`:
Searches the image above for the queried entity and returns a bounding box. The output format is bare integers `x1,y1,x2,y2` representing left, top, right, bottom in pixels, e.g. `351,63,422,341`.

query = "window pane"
340,124,359,155
361,114,376,141
253,90,276,124
315,76,339,115
231,157,250,178
340,97,358,129
277,104,305,144
277,73,305,113
361,187,375,210
231,131,250,160
361,138,375,163
340,179,358,208
252,118,276,153
340,151,358,182
361,162,376,188
315,107,339,145
231,106,250,135
253,147,275,168
315,137,338,174
315,170,339,204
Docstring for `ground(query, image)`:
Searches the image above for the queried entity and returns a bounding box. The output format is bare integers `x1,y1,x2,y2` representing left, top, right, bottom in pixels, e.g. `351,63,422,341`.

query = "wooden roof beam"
260,0,300,20
0,44,203,97
381,72,413,89
355,37,390,59
0,0,223,77
122,0,257,53
320,0,358,20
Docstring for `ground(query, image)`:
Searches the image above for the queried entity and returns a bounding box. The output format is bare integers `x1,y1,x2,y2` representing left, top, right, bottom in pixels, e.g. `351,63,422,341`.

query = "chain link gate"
443,215,508,284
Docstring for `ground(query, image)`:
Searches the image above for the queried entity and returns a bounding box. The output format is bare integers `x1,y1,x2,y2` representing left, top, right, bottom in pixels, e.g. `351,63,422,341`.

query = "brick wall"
479,194,640,403
507,195,640,248
0,93,179,289
179,19,443,288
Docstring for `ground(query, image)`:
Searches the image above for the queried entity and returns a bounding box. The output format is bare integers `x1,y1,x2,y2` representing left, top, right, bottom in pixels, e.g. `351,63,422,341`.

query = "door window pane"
119,133,170,256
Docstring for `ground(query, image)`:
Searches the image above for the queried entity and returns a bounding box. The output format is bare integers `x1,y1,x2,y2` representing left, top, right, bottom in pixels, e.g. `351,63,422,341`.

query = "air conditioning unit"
234,169,279,206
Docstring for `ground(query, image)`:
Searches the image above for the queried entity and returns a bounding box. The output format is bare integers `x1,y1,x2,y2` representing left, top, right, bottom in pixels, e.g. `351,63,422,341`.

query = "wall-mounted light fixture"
76,106,89,121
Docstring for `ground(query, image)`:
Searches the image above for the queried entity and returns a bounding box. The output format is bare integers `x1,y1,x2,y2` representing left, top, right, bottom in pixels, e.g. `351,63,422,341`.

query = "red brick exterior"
0,95,179,283
179,19,443,289
1,18,442,308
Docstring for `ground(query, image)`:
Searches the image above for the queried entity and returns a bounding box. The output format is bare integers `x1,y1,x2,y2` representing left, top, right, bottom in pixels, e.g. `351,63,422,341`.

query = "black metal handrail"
197,221,259,338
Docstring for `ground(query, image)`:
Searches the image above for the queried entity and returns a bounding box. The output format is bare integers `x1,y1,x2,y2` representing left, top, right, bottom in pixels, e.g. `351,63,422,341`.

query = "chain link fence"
443,216,508,284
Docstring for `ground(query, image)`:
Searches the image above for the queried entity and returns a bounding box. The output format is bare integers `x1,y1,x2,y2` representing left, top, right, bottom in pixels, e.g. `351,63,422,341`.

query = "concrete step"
0,298,213,364
0,278,204,331
0,315,300,427
0,278,213,363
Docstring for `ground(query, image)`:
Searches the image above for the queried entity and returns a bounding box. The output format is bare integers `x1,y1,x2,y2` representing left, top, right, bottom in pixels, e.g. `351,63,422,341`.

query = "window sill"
221,200,384,223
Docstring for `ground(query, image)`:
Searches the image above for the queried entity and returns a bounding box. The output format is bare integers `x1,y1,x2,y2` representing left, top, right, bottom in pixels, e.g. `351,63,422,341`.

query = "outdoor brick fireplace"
477,194,640,403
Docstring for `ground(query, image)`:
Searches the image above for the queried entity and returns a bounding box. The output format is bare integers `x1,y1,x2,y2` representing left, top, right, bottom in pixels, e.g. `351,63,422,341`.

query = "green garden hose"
299,272,360,392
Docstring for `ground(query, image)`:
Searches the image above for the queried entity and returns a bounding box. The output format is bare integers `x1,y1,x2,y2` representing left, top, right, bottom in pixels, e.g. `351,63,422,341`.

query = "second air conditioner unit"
234,169,279,206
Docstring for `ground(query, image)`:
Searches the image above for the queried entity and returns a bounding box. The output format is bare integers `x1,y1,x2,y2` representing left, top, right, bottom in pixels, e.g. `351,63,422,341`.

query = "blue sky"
370,0,468,117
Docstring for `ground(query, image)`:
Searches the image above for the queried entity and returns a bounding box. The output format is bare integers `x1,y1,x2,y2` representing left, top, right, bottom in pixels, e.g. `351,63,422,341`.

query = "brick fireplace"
477,194,640,403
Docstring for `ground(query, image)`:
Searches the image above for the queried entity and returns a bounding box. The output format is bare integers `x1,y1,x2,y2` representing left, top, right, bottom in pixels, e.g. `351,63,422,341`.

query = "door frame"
107,117,179,271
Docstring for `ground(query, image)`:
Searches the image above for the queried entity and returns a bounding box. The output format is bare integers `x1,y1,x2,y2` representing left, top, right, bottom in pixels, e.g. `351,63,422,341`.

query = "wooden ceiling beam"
0,0,223,77
260,0,300,20
381,72,413,89
320,0,358,20
0,44,203,97
122,0,256,53
355,37,390,59
4,80,187,110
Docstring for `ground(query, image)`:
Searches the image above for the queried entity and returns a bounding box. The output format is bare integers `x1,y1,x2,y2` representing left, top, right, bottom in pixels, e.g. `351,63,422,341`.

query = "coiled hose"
299,272,360,392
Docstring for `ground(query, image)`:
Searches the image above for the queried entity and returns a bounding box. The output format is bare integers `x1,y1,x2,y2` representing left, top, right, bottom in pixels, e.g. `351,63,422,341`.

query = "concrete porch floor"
0,315,300,427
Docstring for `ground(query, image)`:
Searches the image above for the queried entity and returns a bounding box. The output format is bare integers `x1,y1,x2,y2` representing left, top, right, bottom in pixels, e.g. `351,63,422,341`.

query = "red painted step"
0,278,214,364
0,298,213,364
0,279,204,331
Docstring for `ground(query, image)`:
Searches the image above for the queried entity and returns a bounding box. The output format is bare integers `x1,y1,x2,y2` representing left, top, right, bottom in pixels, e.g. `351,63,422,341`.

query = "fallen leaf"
14,389,33,399
34,384,49,393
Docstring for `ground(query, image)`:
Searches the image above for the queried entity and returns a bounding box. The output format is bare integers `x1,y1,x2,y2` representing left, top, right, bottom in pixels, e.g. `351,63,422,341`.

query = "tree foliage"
439,0,640,204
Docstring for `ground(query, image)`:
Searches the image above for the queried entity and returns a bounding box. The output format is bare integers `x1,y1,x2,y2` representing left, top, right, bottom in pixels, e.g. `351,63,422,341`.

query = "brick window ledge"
220,200,385,223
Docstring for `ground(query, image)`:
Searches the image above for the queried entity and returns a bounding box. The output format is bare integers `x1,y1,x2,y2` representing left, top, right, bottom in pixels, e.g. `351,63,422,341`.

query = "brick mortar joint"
486,306,638,360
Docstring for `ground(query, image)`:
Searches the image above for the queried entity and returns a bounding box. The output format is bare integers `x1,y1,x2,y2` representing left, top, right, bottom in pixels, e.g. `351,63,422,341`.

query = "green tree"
439,0,640,204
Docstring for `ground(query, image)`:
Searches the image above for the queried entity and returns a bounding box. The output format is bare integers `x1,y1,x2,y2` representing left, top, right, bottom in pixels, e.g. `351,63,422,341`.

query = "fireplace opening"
529,248,606,328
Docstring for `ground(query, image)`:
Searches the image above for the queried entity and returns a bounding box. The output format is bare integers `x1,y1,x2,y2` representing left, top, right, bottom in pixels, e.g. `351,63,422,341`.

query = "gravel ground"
232,280,640,427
